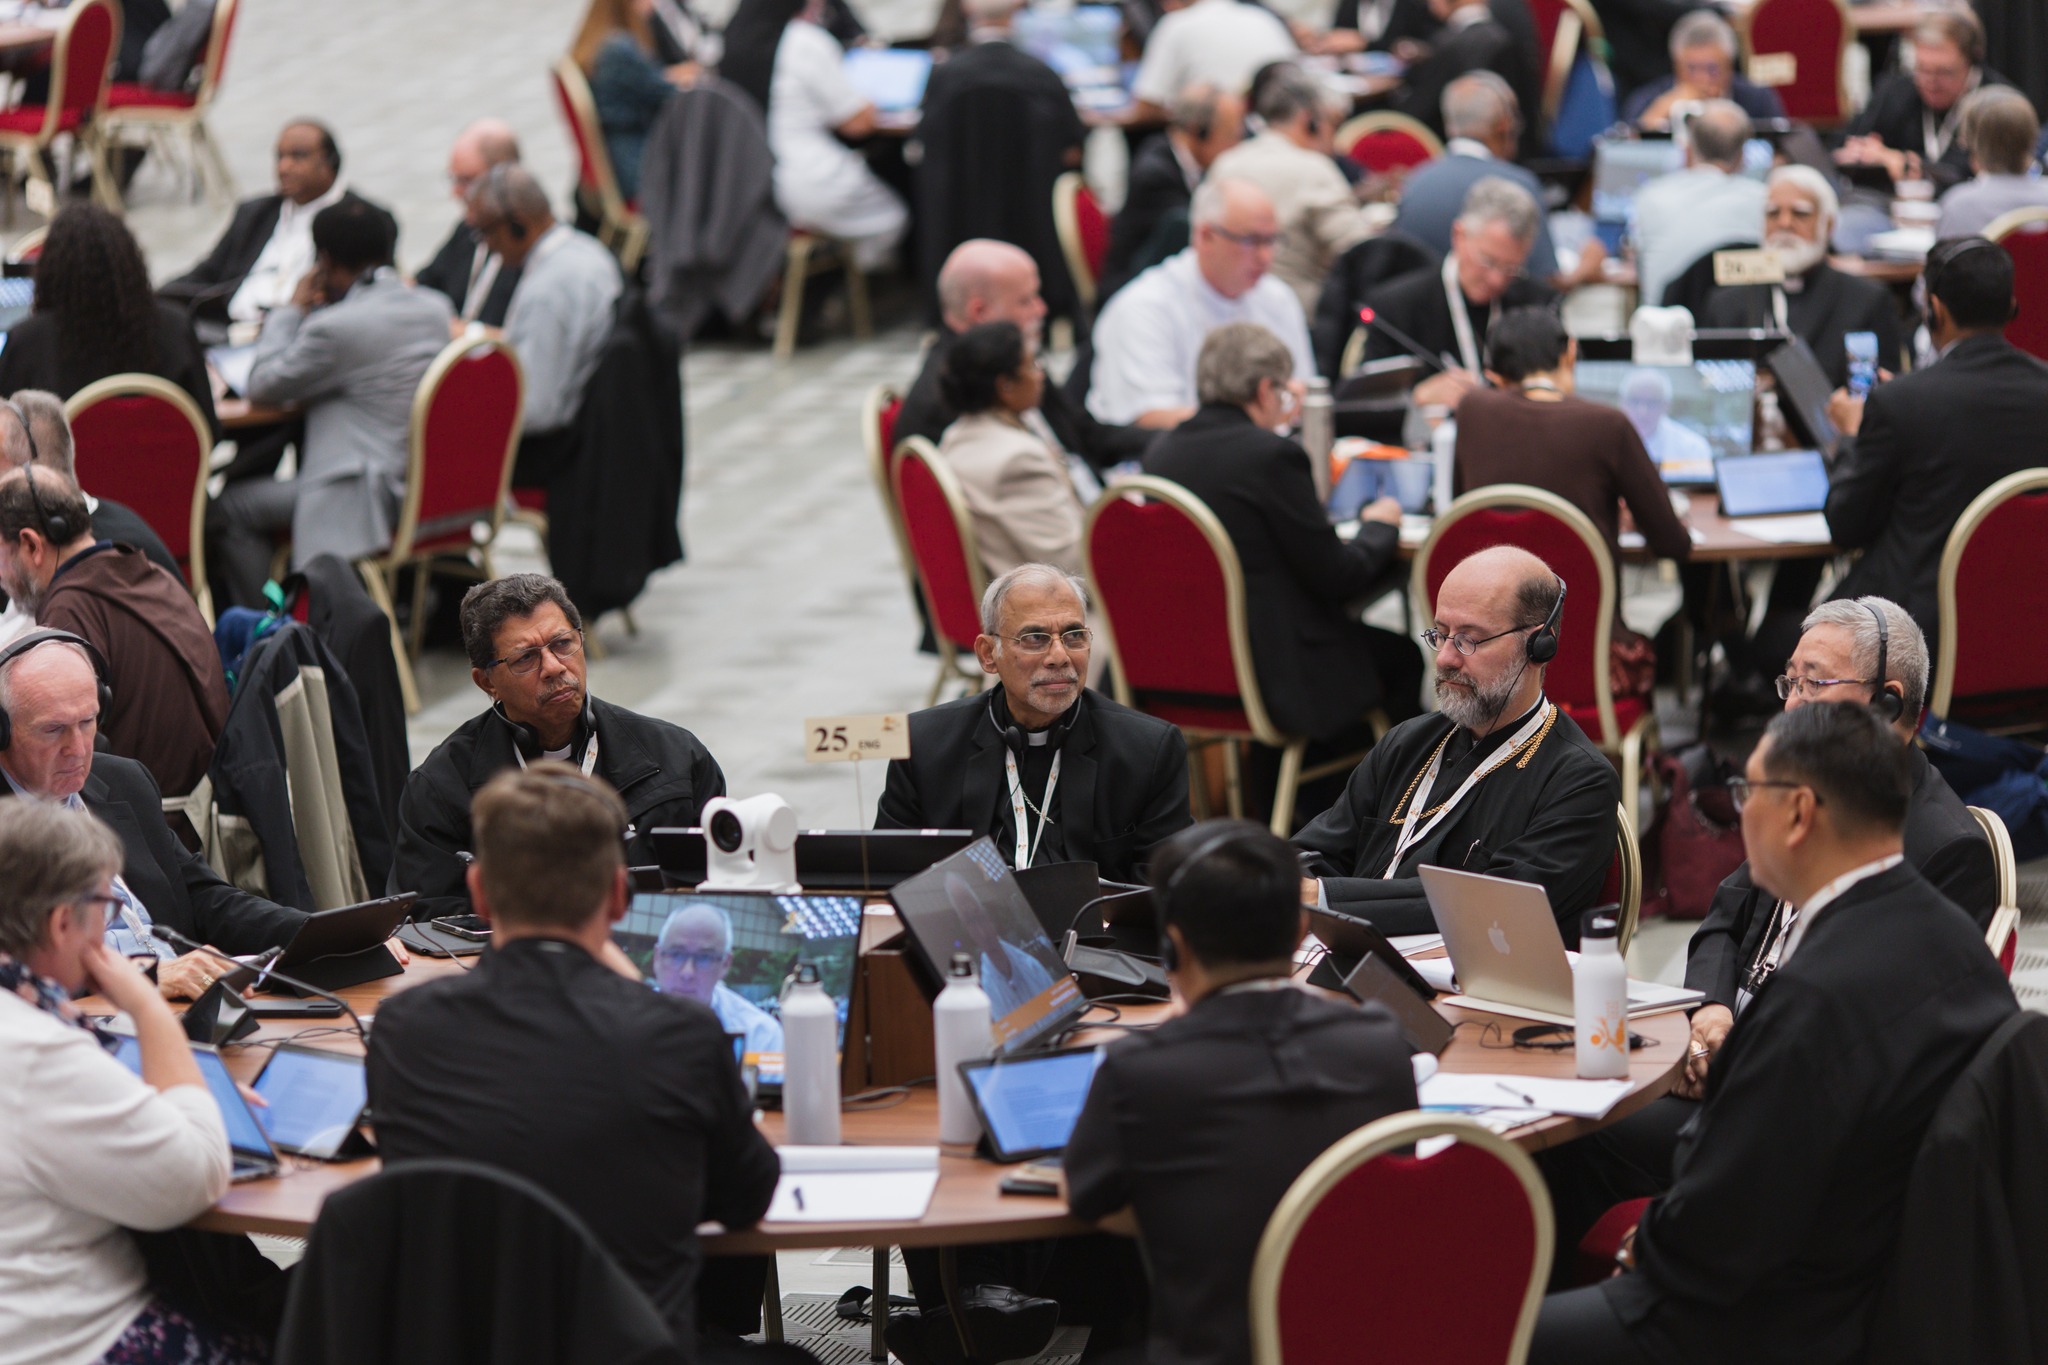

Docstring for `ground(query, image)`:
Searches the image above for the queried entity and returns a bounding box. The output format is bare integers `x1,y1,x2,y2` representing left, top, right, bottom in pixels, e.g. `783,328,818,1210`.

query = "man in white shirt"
653,902,785,1054
1617,366,1712,479
1131,0,1297,117
1085,178,1314,427
1206,67,1374,312
1630,99,1765,307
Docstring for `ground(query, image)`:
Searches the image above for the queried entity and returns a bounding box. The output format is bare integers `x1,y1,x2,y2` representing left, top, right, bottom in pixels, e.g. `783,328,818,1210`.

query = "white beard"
1768,232,1827,281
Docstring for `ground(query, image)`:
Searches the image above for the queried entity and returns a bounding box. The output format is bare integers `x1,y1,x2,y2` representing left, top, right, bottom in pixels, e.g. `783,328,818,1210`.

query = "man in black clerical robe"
1294,545,1619,944
1528,703,2015,1365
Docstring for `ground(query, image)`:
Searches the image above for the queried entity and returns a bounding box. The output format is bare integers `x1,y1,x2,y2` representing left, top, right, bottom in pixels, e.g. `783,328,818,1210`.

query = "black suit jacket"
1847,69,2011,194
1142,405,1401,739
1701,262,1904,388
897,328,1153,474
413,221,523,328
161,190,398,322
1394,13,1541,160
1607,864,2016,1364
1104,134,1195,290
1329,0,1439,50
62,753,306,954
1686,745,1996,1010
1824,332,2048,644
875,688,1192,883
1361,261,1552,372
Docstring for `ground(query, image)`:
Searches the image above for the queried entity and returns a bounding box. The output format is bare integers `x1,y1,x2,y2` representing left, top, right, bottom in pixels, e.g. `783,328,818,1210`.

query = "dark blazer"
1848,69,2011,194
1604,863,2016,1365
1142,404,1401,739
1686,744,1996,1010
58,753,306,954
413,221,522,328
874,687,1192,884
1824,332,2048,644
1620,71,1784,126
1586,0,1694,99
897,328,1153,474
1393,12,1541,161
1104,134,1195,290
161,190,398,322
0,301,219,437
1328,0,1439,50
1701,262,1904,387
394,696,726,922
1361,260,1552,372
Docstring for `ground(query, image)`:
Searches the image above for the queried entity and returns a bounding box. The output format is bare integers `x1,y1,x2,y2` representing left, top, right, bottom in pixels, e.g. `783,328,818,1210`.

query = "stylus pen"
792,1187,804,1212
1495,1081,1540,1107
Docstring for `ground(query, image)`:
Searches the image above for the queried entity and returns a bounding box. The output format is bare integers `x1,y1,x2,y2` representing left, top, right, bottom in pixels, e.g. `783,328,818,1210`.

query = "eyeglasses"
1420,624,1529,657
1725,777,1821,811
656,947,727,971
1207,226,1282,251
72,892,124,921
485,631,584,676
1772,675,1873,701
1005,628,1092,655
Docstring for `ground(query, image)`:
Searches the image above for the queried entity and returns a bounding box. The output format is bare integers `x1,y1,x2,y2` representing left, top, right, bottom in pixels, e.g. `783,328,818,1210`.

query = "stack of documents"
1419,1072,1633,1120
768,1146,939,1223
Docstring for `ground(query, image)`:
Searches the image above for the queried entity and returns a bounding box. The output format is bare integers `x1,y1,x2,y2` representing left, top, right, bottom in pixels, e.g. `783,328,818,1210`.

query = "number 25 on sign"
803,713,911,763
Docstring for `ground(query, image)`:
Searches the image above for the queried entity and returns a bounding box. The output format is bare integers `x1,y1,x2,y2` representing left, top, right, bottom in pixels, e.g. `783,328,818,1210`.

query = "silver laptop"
1419,865,1701,1020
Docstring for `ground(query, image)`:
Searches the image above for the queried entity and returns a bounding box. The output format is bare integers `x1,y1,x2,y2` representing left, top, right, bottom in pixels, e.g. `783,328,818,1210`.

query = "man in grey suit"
207,199,454,608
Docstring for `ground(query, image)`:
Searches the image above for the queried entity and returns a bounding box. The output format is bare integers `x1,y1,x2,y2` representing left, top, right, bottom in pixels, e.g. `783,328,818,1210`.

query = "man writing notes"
875,564,1192,884
1293,546,1619,939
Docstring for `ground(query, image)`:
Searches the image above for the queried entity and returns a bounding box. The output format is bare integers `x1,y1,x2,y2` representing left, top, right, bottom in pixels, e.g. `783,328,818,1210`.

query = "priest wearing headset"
392,573,725,923
874,562,1193,885
1292,545,1621,943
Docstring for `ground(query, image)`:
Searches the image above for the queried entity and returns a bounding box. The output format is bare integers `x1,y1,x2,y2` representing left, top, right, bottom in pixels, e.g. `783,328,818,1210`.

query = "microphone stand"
150,925,370,1041
1359,308,1451,375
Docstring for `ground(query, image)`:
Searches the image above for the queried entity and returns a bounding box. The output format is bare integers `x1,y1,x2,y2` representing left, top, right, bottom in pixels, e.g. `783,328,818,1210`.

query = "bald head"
937,240,1047,338
1430,546,1562,732
1441,546,1557,613
0,640,101,800
1687,99,1751,170
450,118,521,202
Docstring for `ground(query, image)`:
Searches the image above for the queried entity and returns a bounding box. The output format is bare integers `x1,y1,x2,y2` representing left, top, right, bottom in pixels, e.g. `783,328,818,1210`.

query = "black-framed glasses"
485,631,583,676
1006,628,1092,655
1773,675,1874,701
1420,624,1530,657
1726,777,1820,812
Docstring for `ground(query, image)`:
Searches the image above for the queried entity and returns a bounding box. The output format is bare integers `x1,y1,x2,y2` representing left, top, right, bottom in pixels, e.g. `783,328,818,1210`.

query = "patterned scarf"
0,950,117,1050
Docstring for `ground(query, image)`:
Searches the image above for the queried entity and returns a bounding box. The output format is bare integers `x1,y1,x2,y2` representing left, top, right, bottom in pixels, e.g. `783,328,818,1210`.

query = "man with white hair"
1618,366,1711,477
1084,178,1314,428
416,118,524,326
1621,9,1784,131
1630,98,1765,307
654,902,784,1053
1702,164,1901,387
875,564,1192,883
1937,86,2048,240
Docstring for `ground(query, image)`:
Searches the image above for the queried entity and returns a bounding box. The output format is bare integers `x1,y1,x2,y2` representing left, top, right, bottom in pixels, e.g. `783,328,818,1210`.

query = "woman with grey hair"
1142,322,1421,811
0,801,259,1364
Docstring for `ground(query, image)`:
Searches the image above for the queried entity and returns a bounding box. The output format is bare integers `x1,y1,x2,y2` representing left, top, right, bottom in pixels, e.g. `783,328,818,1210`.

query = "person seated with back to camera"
393,573,725,924
1063,818,1420,1365
876,563,1192,886
1293,546,1621,942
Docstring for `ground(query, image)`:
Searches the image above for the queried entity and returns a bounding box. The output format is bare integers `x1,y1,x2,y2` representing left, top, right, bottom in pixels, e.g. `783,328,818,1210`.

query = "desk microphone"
1358,307,1452,375
149,925,369,1041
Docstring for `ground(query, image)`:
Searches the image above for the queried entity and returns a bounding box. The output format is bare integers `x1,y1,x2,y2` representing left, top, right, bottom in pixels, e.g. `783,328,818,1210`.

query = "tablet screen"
1715,450,1830,518
252,1046,367,1158
961,1047,1107,1160
112,1036,272,1158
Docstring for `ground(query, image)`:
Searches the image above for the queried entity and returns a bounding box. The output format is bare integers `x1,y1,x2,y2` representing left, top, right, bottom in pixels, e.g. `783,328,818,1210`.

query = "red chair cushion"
1997,223,2048,361
895,451,983,650
877,397,901,464
1573,1197,1653,1286
1947,485,2048,706
552,68,604,195
1275,1140,1539,1363
106,82,197,110
512,486,548,513
1743,0,1845,123
1075,184,1111,282
2001,930,2019,979
56,0,115,119
1562,693,1646,750
1346,129,1436,174
0,106,81,134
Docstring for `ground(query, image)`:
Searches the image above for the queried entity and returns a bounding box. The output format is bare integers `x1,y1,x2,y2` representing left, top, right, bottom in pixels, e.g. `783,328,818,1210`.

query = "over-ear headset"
1924,236,2018,325
1863,601,1905,724
1154,825,1296,973
2,401,71,548
491,695,595,760
1525,576,1566,664
986,686,1077,759
0,630,111,750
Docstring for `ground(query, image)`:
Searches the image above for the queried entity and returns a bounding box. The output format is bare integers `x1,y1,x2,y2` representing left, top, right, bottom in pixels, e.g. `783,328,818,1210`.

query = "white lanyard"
1441,254,1482,375
1923,99,1967,163
1770,285,1789,333
1384,701,1551,877
463,247,502,324
512,728,601,777
1004,747,1061,872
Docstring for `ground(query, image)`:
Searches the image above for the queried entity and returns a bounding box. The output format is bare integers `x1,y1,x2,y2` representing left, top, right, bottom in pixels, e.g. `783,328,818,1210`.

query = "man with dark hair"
161,120,396,330
368,764,783,1355
0,469,228,824
394,573,724,922
1823,236,2048,644
1064,818,1417,1365
1294,544,1619,941
204,198,453,609
1529,702,2015,1364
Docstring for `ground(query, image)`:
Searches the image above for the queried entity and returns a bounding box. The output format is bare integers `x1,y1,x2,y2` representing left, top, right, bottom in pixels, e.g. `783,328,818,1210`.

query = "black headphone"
986,686,1077,759
491,695,595,761
1863,601,1905,724
3,401,71,548
1154,825,1297,973
1924,236,2018,325
0,630,111,750
1525,575,1566,664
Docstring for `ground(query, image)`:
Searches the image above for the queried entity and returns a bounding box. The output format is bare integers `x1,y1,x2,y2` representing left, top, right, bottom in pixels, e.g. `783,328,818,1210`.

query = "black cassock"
1701,263,1905,389
1293,701,1620,942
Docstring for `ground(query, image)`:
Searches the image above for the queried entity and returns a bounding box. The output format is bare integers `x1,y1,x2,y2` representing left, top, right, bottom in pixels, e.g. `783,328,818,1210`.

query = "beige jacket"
937,410,1086,580
1208,130,1376,313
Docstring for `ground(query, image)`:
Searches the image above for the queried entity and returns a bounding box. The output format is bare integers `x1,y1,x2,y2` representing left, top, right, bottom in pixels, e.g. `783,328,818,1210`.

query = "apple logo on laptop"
1488,921,1511,955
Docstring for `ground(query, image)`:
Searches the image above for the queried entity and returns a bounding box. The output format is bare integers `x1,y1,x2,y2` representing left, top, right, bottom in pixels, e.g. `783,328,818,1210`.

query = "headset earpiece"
1525,576,1566,664
1156,827,1259,975
0,630,111,751
1863,602,1905,723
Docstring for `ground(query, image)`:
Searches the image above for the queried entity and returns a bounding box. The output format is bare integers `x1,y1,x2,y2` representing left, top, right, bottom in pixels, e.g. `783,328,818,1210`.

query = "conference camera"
700,793,801,892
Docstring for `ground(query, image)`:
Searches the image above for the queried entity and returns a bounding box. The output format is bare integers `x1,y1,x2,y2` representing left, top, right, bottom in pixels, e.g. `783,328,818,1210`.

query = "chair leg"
84,129,120,212
845,250,873,339
356,560,421,716
775,237,812,362
1619,717,1652,828
621,218,649,273
761,1256,784,1344
1270,739,1308,837
1222,739,1245,820
194,120,235,203
1186,738,1212,820
620,606,640,637
927,653,950,708
407,561,432,661
871,1247,890,1362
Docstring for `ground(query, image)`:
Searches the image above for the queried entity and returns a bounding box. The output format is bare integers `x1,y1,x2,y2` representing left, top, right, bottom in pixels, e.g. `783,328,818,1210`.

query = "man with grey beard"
1293,546,1620,944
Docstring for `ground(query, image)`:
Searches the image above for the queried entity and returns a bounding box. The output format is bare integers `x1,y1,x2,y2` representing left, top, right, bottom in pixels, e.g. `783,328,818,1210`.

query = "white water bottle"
1429,415,1458,514
781,963,841,1146
1573,910,1630,1080
934,953,993,1146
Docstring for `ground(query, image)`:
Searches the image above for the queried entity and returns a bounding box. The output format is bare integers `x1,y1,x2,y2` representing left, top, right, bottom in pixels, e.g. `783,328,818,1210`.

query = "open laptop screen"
1576,359,1757,484
112,1036,272,1161
1715,450,1830,517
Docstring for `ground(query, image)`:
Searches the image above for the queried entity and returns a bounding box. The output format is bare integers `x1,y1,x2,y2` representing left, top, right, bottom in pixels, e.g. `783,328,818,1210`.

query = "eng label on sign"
1746,51,1796,88
1713,248,1785,287
804,714,911,763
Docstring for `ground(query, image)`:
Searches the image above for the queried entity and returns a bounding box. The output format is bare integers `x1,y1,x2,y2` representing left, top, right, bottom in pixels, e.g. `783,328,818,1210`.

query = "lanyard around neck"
1441,253,1482,374
513,727,600,777
1384,701,1552,877
1005,746,1061,872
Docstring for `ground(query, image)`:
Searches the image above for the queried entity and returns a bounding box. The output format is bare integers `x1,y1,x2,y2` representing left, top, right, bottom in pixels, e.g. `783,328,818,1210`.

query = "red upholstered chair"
1737,0,1852,127
1053,171,1111,311
552,55,648,271
99,0,238,206
6,225,44,265
1085,477,1370,835
1931,468,2048,731
1527,0,1602,121
893,437,990,705
64,374,214,625
1970,807,2021,977
0,0,120,212
1250,1112,1552,1365
1986,208,2048,362
1415,486,1658,818
1573,1196,1652,1287
356,337,527,716
1335,112,1443,177
863,385,932,650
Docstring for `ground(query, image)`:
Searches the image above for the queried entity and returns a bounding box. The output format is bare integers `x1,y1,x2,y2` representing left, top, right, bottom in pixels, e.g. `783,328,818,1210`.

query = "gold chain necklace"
1391,705,1558,826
